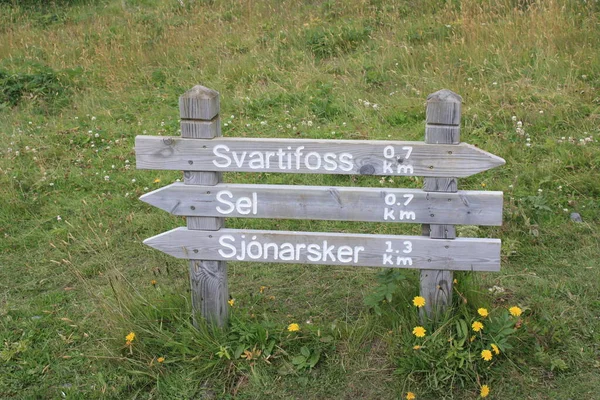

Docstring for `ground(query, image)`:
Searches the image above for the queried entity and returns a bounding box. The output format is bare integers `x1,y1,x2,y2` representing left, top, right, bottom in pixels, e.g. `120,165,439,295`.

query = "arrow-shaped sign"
140,183,503,226
144,228,501,272
135,136,505,178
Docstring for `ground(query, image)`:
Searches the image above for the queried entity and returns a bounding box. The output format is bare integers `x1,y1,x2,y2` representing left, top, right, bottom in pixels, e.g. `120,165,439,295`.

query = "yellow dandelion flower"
509,306,522,317
406,392,416,400
157,357,165,363
412,296,426,308
481,183,486,187
470,335,476,342
125,332,135,342
477,308,489,318
472,321,484,332
412,326,426,338
151,279,157,286
491,344,500,355
481,349,493,361
154,178,161,183
287,323,300,332
228,298,235,307
453,279,458,284
413,345,421,350
259,286,267,294
480,384,490,398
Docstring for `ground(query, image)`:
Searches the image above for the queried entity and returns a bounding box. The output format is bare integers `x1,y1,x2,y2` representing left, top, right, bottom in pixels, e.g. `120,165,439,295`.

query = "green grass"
1,0,599,398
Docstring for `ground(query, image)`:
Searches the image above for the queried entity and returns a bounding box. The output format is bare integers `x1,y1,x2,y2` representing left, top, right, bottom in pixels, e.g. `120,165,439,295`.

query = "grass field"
1,0,599,398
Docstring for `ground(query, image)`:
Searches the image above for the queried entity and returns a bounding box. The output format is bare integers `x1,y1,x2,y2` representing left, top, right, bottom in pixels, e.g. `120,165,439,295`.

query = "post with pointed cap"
180,85,228,327
420,89,462,320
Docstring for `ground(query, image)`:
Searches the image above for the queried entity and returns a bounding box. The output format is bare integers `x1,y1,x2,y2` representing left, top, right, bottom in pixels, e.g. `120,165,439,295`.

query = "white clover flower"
91,116,96,121
57,216,62,221
517,121,523,128
307,121,313,127
131,179,136,183
260,121,267,126
104,176,110,181
511,116,517,121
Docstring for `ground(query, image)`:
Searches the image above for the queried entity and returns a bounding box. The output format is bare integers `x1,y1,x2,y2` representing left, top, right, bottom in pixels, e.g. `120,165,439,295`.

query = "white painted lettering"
396,257,413,266
384,207,395,220
232,151,247,168
247,240,263,259
403,194,414,206
218,235,236,258
402,146,413,159
265,151,275,168
399,210,416,220
323,153,337,171
397,165,414,175
295,243,306,260
383,145,394,159
383,253,393,265
279,243,294,260
403,241,413,254
384,193,396,206
353,246,364,263
338,153,353,172
305,152,322,170
236,197,252,215
383,160,393,174
294,147,304,170
212,144,231,168
337,246,353,263
215,190,235,214
248,151,265,169
307,244,321,262
264,242,278,260
322,241,335,262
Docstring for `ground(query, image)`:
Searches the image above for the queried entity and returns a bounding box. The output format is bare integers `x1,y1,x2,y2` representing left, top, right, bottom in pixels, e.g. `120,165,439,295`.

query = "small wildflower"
413,345,421,350
509,306,522,317
125,332,135,342
104,176,110,181
470,335,476,342
57,216,62,221
480,384,490,398
412,326,426,338
154,178,161,183
151,279,157,286
287,323,300,332
406,392,416,400
481,349,493,361
259,286,267,294
481,183,486,187
228,299,235,307
472,321,484,332
157,356,165,363
453,279,458,284
477,308,489,318
491,343,500,355
412,296,426,308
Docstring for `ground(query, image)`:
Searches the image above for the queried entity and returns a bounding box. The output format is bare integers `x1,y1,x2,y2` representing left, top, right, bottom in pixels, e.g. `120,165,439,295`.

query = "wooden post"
420,89,462,320
180,85,228,327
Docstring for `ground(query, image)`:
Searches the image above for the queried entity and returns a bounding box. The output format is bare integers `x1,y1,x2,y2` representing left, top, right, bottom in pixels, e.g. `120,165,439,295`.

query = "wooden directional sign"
144,228,501,272
135,136,505,178
141,183,504,226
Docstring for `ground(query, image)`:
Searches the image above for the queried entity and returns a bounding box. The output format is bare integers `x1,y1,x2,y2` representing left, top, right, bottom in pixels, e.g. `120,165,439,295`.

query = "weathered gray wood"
135,136,505,178
183,171,223,186
181,117,221,139
179,86,227,328
140,183,504,226
189,260,228,327
143,228,501,272
421,89,462,319
179,85,220,120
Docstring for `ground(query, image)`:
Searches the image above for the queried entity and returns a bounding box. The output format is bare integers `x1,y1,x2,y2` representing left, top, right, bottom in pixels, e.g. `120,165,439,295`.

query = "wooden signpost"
136,86,505,327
